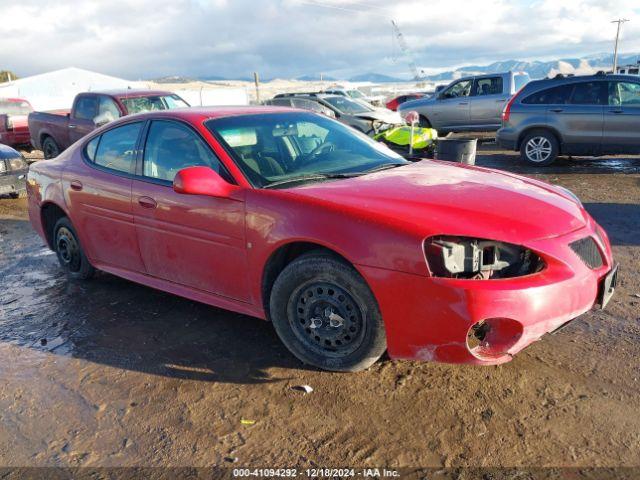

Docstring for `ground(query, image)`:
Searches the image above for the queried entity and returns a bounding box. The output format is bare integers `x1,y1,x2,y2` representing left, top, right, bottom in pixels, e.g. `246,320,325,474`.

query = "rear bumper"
496,128,518,151
359,219,615,365
0,169,28,195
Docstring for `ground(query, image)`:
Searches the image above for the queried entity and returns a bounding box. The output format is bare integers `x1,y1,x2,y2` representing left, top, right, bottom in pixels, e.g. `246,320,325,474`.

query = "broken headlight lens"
424,236,545,279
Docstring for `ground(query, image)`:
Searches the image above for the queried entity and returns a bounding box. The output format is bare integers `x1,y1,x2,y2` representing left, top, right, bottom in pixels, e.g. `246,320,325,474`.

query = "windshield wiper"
263,163,406,189
264,173,357,189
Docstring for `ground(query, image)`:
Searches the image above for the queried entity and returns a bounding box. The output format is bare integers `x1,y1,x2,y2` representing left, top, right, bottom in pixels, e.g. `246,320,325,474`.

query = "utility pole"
611,19,629,73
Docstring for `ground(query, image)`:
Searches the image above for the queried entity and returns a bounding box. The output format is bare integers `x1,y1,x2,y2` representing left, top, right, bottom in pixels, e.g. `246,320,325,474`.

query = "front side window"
609,81,640,106
473,77,503,96
142,121,223,182
96,96,121,123
441,80,472,99
207,112,407,188
74,96,98,120
92,122,142,173
120,95,189,115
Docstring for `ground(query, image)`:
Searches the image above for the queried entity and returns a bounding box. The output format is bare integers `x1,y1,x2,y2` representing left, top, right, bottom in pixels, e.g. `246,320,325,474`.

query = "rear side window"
92,122,142,173
142,120,224,182
473,77,503,96
522,84,573,105
569,82,606,105
74,96,98,120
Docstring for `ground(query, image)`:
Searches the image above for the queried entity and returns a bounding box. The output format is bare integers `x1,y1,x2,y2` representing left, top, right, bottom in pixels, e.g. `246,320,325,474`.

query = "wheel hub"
292,282,363,355
56,227,81,272
526,137,552,162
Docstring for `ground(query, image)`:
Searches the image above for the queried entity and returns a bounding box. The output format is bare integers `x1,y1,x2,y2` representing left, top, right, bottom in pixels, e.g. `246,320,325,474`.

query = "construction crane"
391,20,422,81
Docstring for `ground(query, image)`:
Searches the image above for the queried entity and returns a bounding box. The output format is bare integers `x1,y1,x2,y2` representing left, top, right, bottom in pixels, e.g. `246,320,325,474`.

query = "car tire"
53,217,95,280
42,136,61,159
520,130,559,166
269,252,386,372
419,115,432,128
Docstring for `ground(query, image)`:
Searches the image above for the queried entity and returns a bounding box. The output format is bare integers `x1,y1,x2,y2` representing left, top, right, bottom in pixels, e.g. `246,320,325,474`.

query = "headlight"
557,186,582,206
424,236,545,279
8,156,28,171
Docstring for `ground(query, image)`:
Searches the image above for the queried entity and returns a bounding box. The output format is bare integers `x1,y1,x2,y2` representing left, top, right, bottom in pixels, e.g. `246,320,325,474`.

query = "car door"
63,121,147,272
69,95,98,145
131,119,250,301
429,79,472,129
469,75,509,128
603,80,640,154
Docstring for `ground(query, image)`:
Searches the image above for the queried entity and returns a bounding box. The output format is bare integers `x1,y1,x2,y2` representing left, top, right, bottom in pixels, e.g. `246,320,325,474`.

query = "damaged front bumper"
358,221,615,365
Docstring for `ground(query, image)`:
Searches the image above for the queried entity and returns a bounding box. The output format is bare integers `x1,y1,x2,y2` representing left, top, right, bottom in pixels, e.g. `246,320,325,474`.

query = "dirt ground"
0,144,639,477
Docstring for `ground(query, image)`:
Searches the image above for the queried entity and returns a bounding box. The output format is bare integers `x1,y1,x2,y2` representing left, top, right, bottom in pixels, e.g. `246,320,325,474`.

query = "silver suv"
497,74,640,165
398,71,530,132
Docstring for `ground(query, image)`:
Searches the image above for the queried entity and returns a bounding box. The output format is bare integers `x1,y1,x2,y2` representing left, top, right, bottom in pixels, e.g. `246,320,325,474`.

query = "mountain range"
152,52,640,84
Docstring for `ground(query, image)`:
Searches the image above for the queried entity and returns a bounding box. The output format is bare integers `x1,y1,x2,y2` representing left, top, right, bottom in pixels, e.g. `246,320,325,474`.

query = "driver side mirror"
173,166,238,198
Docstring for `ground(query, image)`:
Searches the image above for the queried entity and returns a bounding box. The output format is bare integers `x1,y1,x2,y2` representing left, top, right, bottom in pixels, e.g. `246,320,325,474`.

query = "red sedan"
385,93,426,111
26,107,617,372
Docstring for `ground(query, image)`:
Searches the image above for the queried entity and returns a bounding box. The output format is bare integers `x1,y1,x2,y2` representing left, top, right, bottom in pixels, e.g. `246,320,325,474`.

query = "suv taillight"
502,87,525,123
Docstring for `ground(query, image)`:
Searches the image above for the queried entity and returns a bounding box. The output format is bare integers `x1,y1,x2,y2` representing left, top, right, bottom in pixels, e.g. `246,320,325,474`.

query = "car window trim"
81,119,146,179
135,118,236,187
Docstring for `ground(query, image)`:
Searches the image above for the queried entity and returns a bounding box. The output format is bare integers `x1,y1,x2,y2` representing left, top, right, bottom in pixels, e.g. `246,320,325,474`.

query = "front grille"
570,236,603,269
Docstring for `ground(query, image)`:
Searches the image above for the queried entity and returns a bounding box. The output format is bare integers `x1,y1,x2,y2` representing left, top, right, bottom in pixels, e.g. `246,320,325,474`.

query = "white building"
0,67,142,111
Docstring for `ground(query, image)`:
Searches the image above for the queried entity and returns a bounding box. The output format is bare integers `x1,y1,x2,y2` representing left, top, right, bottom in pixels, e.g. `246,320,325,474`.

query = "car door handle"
68,125,77,129
496,99,507,103
138,196,157,209
549,108,564,113
609,109,624,114
458,102,469,105
70,180,83,191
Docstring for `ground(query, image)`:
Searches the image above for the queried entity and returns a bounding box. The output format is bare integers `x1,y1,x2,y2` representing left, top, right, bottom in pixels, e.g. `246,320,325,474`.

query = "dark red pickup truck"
29,89,189,158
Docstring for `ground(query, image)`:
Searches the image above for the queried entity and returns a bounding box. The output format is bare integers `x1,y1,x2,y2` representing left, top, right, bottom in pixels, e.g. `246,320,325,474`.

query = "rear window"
0,100,32,116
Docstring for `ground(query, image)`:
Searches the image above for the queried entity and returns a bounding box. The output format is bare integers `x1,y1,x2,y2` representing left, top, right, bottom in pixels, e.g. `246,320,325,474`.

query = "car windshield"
347,90,366,99
120,94,189,114
206,112,408,188
321,96,372,114
0,100,32,116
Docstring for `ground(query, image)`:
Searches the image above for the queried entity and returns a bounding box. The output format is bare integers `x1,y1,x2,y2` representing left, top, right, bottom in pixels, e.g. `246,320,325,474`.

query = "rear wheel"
42,136,60,159
53,217,94,280
520,130,559,166
269,253,386,372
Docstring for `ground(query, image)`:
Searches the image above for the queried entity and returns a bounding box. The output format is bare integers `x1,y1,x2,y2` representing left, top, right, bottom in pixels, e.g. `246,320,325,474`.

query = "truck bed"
28,110,71,151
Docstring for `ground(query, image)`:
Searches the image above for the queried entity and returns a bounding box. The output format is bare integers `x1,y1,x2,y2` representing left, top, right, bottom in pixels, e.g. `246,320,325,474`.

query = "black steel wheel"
270,252,386,372
42,136,60,159
53,217,95,280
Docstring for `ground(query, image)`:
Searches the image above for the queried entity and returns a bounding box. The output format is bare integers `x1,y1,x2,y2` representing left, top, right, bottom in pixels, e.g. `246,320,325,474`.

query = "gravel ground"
0,146,639,477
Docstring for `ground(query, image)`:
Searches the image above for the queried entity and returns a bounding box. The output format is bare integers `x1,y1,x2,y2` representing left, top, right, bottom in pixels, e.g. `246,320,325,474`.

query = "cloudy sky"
2,0,640,80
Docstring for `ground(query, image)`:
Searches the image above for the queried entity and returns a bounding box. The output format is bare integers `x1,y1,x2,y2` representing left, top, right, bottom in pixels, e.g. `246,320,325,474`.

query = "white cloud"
0,0,639,79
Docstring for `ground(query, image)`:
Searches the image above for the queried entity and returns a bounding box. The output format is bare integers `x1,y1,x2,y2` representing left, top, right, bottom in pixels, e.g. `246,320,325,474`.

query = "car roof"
81,89,177,98
106,105,306,125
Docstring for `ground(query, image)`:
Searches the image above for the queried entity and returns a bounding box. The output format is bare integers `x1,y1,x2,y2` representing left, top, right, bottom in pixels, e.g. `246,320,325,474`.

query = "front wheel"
53,217,95,280
520,130,559,166
269,253,386,372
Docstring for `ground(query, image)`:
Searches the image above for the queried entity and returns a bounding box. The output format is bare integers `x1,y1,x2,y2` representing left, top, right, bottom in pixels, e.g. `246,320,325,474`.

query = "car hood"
288,161,589,243
353,108,403,125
